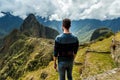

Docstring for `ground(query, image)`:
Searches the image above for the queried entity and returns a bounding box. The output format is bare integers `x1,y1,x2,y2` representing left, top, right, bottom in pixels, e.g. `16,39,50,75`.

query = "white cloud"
0,13,5,17
0,0,120,20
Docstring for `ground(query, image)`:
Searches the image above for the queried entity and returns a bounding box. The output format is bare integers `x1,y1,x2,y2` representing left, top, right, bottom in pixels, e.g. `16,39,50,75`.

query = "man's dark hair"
62,18,71,29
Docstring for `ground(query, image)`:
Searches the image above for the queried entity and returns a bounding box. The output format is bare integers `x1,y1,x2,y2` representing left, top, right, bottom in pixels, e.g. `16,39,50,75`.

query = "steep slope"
20,14,59,39
0,13,59,80
0,36,54,80
37,17,62,33
75,26,95,43
0,29,7,39
0,29,26,53
0,38,3,47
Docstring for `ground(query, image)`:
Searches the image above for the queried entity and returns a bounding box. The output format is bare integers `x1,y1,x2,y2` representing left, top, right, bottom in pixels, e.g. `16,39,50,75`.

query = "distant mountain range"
0,12,23,38
0,12,120,43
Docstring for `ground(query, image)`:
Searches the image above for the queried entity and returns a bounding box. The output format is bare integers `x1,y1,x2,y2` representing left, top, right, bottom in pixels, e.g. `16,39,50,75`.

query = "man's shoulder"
70,33,78,41
55,33,78,43
57,34,63,38
71,33,77,38
55,34,63,42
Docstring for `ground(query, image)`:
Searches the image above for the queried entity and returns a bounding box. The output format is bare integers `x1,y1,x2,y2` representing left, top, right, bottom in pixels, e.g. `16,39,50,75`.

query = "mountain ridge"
0,12,120,43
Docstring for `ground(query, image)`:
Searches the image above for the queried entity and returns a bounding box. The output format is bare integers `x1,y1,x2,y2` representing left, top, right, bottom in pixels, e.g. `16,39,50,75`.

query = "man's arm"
73,38,79,59
53,40,59,70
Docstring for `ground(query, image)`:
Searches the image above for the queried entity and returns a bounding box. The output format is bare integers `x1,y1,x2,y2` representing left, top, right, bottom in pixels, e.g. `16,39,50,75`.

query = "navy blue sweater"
54,33,79,62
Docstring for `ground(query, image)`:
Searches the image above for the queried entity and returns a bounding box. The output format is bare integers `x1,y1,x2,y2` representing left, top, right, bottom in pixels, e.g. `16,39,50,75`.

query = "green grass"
82,52,117,78
18,47,85,80
115,32,120,41
89,36,113,52
80,34,118,78
0,37,54,80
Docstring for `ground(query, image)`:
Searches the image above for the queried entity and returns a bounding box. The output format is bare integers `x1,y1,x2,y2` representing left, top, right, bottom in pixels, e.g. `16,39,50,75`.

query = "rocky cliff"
111,33,120,66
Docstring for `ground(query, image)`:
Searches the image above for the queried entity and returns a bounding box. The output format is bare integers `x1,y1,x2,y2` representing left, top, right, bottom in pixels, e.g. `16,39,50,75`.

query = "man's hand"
54,62,57,69
53,57,58,71
73,54,76,60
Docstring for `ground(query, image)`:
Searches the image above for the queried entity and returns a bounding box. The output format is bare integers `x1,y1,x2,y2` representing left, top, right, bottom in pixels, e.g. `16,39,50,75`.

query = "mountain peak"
28,13,35,17
20,14,45,37
23,13,37,24
20,14,59,39
27,13,36,19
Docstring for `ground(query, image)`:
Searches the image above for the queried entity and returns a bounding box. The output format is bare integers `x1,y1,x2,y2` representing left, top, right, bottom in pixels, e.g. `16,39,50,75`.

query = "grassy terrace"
81,34,117,78
82,52,116,78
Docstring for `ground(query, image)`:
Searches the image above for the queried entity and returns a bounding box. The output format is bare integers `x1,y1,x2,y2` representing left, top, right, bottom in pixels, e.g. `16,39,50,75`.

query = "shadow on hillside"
74,62,83,66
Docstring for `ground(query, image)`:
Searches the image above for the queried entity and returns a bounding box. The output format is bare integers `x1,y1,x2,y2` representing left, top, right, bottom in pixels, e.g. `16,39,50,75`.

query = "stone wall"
111,40,120,66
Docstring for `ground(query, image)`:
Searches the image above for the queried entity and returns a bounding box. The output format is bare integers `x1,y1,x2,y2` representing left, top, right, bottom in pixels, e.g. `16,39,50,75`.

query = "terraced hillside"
19,33,120,80
0,37,54,80
82,32,120,80
0,32,120,80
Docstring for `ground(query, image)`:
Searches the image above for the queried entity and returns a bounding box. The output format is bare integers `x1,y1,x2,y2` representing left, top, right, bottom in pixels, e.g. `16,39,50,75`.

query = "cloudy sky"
0,0,120,21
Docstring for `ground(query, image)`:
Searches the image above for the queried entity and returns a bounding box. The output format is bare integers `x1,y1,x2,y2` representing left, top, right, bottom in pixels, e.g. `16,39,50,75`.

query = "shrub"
40,71,48,79
27,59,40,71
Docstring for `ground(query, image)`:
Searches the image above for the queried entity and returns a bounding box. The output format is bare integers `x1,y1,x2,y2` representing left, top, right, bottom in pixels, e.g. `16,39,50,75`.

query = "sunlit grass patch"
89,36,113,52
115,32,120,41
82,52,117,78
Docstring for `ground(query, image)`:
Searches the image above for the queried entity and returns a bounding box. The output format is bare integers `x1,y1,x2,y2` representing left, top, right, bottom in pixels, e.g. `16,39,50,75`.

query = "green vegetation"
0,37,54,80
89,36,113,52
1,32,120,80
82,52,116,78
80,34,117,78
115,32,120,41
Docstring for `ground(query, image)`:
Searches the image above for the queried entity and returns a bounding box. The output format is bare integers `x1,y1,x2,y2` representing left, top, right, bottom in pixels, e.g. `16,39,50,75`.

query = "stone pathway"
83,68,120,80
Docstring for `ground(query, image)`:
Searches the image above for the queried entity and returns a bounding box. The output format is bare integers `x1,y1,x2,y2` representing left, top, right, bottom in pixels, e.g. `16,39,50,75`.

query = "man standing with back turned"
53,18,79,80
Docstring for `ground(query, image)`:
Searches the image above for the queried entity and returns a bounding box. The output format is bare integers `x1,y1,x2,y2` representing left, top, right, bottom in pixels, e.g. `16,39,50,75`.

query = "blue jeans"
58,61,73,80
